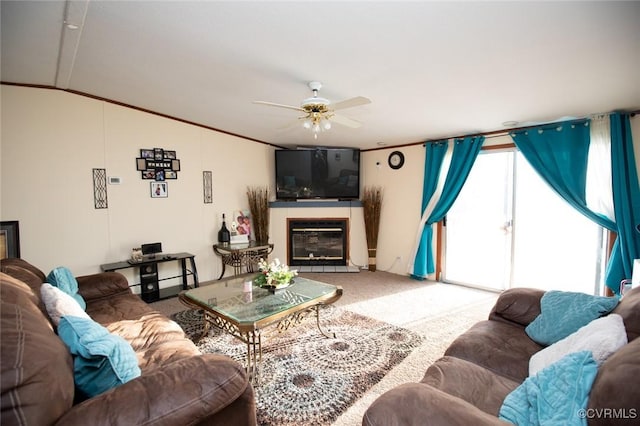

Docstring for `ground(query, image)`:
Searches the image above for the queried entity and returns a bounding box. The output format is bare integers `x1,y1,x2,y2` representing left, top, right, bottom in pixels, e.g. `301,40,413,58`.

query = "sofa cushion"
612,286,640,342
41,283,91,326
587,338,640,424
499,351,598,426
1,300,75,425
529,313,627,376
525,290,619,346
47,266,87,310
421,356,520,416
445,320,543,382
58,315,141,398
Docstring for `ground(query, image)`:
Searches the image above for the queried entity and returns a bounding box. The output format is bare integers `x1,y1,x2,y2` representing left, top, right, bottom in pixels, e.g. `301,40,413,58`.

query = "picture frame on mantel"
0,221,20,259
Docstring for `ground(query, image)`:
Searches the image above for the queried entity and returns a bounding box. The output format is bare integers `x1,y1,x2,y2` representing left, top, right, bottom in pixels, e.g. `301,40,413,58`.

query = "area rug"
171,305,423,426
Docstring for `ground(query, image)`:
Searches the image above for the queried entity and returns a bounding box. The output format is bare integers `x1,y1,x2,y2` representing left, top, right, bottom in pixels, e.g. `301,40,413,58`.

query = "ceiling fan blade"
331,96,371,111
330,113,362,129
253,100,304,112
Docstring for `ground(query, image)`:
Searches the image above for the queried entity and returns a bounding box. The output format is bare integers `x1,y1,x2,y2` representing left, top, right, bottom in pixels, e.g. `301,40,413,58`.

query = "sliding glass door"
443,149,604,294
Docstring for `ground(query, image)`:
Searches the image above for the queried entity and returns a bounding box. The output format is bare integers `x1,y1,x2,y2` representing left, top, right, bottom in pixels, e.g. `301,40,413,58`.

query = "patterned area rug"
171,306,423,425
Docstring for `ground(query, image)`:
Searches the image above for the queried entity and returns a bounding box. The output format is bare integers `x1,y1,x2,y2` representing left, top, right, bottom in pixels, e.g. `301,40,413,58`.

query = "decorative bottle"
218,213,231,243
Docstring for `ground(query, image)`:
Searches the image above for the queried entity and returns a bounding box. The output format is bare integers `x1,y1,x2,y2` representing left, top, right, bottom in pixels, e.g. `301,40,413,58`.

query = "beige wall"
0,86,276,286
2,85,638,285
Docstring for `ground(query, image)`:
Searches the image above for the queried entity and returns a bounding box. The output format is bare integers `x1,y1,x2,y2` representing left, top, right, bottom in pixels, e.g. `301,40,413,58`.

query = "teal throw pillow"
58,316,141,398
499,350,598,426
47,266,86,310
525,290,619,346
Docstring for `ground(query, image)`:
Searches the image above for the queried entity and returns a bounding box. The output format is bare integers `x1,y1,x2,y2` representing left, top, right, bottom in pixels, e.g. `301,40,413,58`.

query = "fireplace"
287,218,348,266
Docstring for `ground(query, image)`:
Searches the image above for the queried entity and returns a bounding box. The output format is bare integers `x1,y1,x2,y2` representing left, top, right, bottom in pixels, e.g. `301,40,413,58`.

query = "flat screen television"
275,148,360,200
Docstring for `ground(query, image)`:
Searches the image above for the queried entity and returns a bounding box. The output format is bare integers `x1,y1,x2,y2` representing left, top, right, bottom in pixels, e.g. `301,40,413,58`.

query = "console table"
212,242,274,279
101,252,199,302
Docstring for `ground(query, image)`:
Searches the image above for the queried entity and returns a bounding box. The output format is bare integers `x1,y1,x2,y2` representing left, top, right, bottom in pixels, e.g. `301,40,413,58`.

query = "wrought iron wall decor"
92,168,108,209
203,171,213,204
136,148,181,181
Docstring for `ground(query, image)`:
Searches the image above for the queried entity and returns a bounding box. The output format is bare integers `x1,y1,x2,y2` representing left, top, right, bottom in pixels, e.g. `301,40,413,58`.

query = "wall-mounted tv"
275,148,360,200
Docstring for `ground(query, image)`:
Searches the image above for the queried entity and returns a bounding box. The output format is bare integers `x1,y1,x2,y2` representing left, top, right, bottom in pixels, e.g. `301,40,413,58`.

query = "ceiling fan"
254,81,371,138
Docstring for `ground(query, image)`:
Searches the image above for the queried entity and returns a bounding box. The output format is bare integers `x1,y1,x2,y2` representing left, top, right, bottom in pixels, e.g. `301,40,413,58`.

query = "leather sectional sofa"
363,286,640,425
1,258,256,425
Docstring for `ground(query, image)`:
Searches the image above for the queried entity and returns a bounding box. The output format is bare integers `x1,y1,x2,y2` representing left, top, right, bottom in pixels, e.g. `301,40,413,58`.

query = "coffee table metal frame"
178,277,342,382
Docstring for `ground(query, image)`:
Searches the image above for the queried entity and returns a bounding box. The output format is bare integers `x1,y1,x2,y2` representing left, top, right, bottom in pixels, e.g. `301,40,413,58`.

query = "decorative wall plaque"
136,148,180,181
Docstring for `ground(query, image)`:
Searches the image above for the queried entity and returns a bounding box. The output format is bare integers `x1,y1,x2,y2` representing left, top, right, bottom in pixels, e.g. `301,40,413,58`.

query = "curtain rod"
363,109,640,152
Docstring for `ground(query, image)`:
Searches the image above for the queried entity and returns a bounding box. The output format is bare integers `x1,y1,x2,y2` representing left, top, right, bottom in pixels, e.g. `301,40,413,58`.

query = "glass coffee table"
178,275,342,381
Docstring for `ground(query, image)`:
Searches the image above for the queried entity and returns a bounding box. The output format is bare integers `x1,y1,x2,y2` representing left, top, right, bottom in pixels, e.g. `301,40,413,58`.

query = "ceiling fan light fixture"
303,120,312,129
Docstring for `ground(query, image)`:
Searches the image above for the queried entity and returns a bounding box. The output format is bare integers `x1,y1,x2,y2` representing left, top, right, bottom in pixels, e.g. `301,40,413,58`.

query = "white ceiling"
2,1,639,150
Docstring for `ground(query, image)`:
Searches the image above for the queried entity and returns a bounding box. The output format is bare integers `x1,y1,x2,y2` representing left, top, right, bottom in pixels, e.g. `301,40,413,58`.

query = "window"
443,148,605,294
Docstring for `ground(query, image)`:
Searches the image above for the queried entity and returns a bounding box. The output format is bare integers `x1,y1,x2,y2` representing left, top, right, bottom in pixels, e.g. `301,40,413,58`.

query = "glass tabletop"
181,276,339,325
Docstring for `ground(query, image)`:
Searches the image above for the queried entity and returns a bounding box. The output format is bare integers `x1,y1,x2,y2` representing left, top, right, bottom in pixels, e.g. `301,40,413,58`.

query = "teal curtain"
511,119,614,230
411,136,484,279
605,113,640,292
511,114,640,294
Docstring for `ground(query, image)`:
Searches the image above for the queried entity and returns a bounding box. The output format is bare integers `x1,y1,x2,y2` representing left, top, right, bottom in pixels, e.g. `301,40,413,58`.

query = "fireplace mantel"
270,200,362,208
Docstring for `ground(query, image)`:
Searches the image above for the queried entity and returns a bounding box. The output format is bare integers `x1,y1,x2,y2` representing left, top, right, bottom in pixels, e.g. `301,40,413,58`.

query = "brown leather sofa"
363,286,640,426
1,258,257,425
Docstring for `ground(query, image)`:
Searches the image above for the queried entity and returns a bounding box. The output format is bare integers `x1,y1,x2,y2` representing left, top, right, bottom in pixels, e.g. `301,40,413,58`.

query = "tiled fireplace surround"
269,201,365,272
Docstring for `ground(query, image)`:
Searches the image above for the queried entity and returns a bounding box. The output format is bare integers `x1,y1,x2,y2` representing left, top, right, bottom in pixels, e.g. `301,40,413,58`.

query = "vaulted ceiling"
2,1,639,150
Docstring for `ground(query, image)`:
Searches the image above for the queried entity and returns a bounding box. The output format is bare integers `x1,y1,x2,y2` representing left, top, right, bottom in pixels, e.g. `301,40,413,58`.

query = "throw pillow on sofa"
525,290,619,346
40,283,90,326
529,313,627,376
499,350,598,426
47,267,86,310
57,315,141,398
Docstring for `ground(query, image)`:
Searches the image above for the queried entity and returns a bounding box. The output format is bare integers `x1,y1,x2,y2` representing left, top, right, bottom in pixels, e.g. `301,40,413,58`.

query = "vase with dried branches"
247,186,270,244
362,186,383,271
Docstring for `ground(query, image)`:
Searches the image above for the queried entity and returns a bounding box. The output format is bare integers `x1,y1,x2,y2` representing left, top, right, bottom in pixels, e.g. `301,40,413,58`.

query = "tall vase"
368,248,377,272
247,186,270,244
363,186,383,272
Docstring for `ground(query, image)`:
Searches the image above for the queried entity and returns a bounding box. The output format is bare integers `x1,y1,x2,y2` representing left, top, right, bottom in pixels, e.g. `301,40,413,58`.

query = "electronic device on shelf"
275,147,360,200
141,242,162,259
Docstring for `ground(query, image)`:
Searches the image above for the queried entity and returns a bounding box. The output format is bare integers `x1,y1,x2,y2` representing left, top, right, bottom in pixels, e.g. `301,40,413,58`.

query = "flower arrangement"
254,258,297,289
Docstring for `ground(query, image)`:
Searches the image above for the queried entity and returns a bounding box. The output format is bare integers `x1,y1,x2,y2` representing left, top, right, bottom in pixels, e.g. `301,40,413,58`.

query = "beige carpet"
151,271,498,425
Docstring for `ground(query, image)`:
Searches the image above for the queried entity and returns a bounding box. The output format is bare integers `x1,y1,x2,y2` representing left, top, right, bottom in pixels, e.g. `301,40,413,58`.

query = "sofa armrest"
488,287,545,327
76,272,131,302
55,354,255,426
362,383,510,426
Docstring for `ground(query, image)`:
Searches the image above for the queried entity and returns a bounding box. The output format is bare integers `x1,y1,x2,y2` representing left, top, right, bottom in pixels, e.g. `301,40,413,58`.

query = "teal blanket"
499,351,598,426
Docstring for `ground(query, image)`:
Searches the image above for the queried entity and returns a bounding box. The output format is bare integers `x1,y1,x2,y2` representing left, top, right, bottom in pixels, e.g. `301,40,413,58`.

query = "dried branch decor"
247,186,270,244
362,186,383,271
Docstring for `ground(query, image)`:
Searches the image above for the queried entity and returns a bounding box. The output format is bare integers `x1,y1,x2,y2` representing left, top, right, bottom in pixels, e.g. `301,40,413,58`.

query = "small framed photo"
165,170,177,179
142,170,156,179
136,158,146,171
164,150,176,159
155,169,165,181
150,182,168,198
171,159,181,171
140,149,154,158
154,148,164,160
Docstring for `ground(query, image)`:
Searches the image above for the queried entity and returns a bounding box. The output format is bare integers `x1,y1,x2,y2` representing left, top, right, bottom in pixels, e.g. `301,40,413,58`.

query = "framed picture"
165,170,177,179
136,158,146,171
0,221,20,259
140,149,154,158
142,170,156,179
155,169,165,181
171,159,181,171
154,148,164,160
164,150,176,159
150,182,168,198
